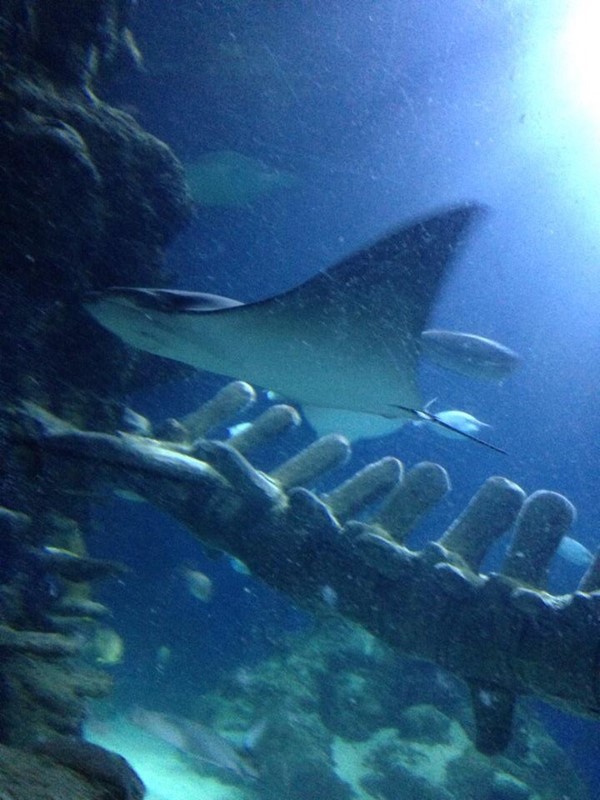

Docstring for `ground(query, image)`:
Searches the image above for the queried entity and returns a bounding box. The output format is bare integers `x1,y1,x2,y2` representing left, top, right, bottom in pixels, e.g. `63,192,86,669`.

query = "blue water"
94,0,600,793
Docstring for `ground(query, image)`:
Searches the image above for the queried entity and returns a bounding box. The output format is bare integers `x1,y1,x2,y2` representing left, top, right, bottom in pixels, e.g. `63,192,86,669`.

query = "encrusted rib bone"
0,625,81,657
501,490,577,589
8,396,600,756
579,551,600,594
439,477,526,571
227,404,302,455
161,380,257,441
0,507,31,542
270,433,350,489
29,548,128,582
322,456,402,523
373,461,451,542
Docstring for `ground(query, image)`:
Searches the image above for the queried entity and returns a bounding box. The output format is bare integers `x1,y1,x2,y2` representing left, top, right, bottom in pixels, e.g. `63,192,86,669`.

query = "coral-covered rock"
359,726,460,800
490,772,531,800
254,711,354,800
33,737,145,800
445,749,496,798
0,1,193,438
396,704,454,745
0,651,112,746
319,661,391,741
0,743,99,800
0,740,143,800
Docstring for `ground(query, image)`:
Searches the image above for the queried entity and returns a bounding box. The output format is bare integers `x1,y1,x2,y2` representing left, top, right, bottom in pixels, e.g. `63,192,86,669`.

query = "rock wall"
0,0,193,433
0,2,192,794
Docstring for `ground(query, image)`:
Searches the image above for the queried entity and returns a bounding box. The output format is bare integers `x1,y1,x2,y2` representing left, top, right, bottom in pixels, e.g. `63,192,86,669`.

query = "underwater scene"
1,0,600,797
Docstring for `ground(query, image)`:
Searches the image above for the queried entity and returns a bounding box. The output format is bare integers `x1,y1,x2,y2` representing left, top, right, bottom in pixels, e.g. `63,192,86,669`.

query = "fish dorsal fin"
423,398,439,412
97,205,484,325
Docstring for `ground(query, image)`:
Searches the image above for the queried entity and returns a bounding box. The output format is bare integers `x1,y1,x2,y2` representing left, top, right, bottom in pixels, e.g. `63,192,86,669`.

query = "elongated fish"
130,707,259,781
420,329,521,382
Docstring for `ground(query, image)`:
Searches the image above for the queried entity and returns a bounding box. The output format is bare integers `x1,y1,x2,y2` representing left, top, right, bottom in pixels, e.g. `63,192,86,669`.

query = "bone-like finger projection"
9,383,600,755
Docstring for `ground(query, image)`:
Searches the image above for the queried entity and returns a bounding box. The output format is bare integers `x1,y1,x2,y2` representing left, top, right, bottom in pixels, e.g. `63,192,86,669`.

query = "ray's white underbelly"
175,313,421,416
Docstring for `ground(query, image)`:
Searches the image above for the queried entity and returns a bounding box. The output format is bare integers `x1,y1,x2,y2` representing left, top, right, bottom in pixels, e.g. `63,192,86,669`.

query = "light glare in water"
558,0,600,130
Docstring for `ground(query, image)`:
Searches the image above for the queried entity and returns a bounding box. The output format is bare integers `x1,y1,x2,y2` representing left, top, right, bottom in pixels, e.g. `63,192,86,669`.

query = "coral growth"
193,621,588,800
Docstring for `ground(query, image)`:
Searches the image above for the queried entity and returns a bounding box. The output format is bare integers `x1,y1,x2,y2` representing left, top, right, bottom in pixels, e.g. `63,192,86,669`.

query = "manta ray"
85,204,515,451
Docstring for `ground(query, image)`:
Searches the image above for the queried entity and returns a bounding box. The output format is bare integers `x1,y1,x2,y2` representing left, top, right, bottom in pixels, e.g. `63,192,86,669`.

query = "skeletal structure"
8,382,600,754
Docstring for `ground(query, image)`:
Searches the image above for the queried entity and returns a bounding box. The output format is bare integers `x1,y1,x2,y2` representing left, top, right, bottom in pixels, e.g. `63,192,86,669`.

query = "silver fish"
556,536,593,567
420,329,521,382
130,707,259,781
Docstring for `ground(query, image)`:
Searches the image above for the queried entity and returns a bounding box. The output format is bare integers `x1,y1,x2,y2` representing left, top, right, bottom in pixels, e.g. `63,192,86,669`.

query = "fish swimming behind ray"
184,149,297,208
85,205,515,447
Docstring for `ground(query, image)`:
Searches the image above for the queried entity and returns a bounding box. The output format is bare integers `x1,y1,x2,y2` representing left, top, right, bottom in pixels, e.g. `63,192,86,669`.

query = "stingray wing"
209,203,485,413
259,203,484,335
85,204,485,416
139,203,483,325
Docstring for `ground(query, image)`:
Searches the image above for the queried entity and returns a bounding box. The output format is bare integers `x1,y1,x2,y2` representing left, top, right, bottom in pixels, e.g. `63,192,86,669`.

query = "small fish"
228,556,251,575
413,401,491,441
113,488,146,503
181,567,214,602
396,402,506,454
130,707,260,781
320,584,338,608
227,422,253,438
184,150,296,208
155,645,172,674
91,626,124,666
556,536,594,567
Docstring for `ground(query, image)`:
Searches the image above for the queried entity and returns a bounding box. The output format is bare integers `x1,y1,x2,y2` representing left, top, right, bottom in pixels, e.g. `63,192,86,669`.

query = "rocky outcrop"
0,739,144,800
0,3,194,792
0,0,193,431
195,622,588,800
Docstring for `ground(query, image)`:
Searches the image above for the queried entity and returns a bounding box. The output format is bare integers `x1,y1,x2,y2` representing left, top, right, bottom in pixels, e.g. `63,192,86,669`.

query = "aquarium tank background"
0,1,599,798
